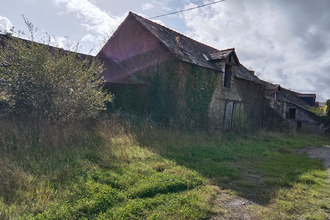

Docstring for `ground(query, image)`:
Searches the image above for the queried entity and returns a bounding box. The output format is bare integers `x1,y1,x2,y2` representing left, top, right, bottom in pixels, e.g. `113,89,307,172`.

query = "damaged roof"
262,80,325,123
129,12,262,84
262,80,315,109
278,88,315,109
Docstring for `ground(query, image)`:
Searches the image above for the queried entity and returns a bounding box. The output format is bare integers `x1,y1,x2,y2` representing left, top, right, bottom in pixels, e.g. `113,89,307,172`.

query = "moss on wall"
108,61,219,128
184,65,218,128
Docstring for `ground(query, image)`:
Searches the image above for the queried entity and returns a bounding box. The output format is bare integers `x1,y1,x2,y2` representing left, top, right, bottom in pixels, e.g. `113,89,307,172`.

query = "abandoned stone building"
98,12,274,130
1,12,326,132
264,81,326,133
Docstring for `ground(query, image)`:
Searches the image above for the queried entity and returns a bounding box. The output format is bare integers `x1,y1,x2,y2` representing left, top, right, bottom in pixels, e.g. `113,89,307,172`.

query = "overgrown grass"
0,116,329,219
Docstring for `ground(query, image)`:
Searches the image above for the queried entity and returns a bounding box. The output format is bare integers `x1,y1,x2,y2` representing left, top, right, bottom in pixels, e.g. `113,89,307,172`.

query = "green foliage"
128,172,203,198
0,35,111,123
0,117,329,219
184,65,218,128
0,118,211,219
310,105,327,116
109,62,218,129
135,126,330,218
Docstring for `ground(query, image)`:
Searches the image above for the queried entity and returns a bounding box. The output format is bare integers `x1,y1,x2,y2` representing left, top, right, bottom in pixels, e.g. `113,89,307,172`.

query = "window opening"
288,108,296,119
224,64,232,88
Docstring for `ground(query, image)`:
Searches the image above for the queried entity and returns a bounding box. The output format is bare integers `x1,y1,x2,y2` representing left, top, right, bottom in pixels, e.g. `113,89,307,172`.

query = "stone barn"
264,81,326,133
98,12,269,130
1,17,326,132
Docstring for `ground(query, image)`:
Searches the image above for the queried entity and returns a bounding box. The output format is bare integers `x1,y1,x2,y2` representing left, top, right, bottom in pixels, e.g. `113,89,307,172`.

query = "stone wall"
286,103,326,133
107,61,219,129
208,61,241,130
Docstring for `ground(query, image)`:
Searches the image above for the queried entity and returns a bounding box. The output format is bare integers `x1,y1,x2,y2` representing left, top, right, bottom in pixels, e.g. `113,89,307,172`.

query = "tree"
326,99,330,117
0,35,111,123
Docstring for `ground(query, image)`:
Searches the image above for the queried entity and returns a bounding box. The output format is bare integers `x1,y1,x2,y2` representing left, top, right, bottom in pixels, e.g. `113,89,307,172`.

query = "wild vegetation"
0,115,329,219
1,20,329,219
0,20,111,124
311,100,329,116
311,100,330,133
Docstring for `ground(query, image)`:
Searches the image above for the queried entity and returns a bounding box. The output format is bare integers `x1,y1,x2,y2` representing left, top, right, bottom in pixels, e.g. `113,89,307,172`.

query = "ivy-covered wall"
105,83,149,114
183,64,219,128
107,61,219,129
107,60,271,131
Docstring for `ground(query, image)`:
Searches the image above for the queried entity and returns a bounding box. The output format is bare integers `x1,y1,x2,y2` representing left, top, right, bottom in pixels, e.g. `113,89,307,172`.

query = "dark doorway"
288,108,296,119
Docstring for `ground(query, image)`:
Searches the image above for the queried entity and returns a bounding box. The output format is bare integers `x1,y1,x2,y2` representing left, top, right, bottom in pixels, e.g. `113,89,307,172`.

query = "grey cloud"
275,0,330,57
181,0,330,101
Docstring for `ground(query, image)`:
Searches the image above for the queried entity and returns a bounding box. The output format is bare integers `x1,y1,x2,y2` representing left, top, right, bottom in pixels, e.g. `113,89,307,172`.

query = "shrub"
0,34,111,123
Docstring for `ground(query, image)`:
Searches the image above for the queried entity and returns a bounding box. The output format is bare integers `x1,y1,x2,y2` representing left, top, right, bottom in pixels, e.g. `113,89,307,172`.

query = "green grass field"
0,118,329,219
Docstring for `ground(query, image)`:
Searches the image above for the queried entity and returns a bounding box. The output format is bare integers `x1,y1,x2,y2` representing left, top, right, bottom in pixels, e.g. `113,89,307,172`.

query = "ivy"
110,62,219,129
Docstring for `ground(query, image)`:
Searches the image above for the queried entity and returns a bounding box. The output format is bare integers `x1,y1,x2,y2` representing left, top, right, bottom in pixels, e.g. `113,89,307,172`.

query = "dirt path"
211,191,258,220
297,145,330,180
211,145,330,220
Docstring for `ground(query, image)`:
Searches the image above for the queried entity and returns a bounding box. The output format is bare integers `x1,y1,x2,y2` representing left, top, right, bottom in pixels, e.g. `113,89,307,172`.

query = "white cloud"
0,15,13,33
81,33,96,43
53,36,69,48
181,0,330,101
142,1,171,12
53,0,125,37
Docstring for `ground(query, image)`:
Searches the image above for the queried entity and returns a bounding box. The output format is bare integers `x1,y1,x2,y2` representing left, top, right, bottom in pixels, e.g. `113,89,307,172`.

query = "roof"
129,12,220,71
206,48,237,61
297,94,316,98
262,80,325,123
278,88,313,109
120,12,262,84
233,64,263,84
262,80,315,109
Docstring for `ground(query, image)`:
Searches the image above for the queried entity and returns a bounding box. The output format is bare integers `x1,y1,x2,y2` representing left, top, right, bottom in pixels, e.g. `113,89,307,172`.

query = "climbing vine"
109,61,219,129
184,65,218,128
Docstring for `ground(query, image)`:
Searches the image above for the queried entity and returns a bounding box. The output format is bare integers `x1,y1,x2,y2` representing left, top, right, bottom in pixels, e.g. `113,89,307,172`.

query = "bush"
0,34,111,123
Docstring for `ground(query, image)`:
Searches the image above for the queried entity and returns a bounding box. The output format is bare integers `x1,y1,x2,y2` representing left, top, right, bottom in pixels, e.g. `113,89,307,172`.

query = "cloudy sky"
1,0,330,101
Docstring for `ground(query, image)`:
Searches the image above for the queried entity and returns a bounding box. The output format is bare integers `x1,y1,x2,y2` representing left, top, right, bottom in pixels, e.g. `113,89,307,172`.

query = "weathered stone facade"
98,12,325,132
98,12,271,130
1,13,325,133
263,83,326,133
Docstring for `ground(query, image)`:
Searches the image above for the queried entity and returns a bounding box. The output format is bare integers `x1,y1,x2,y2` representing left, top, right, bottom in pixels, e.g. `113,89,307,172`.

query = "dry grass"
0,115,329,219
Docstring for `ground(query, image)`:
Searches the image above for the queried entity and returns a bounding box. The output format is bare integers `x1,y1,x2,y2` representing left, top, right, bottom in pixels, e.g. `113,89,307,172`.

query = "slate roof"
233,64,263,84
129,12,262,84
262,80,325,123
262,80,315,110
130,12,219,71
206,48,237,61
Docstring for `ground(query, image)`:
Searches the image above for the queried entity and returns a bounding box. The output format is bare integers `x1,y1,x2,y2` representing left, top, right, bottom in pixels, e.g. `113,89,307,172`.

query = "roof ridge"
128,11,221,53
216,48,235,53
